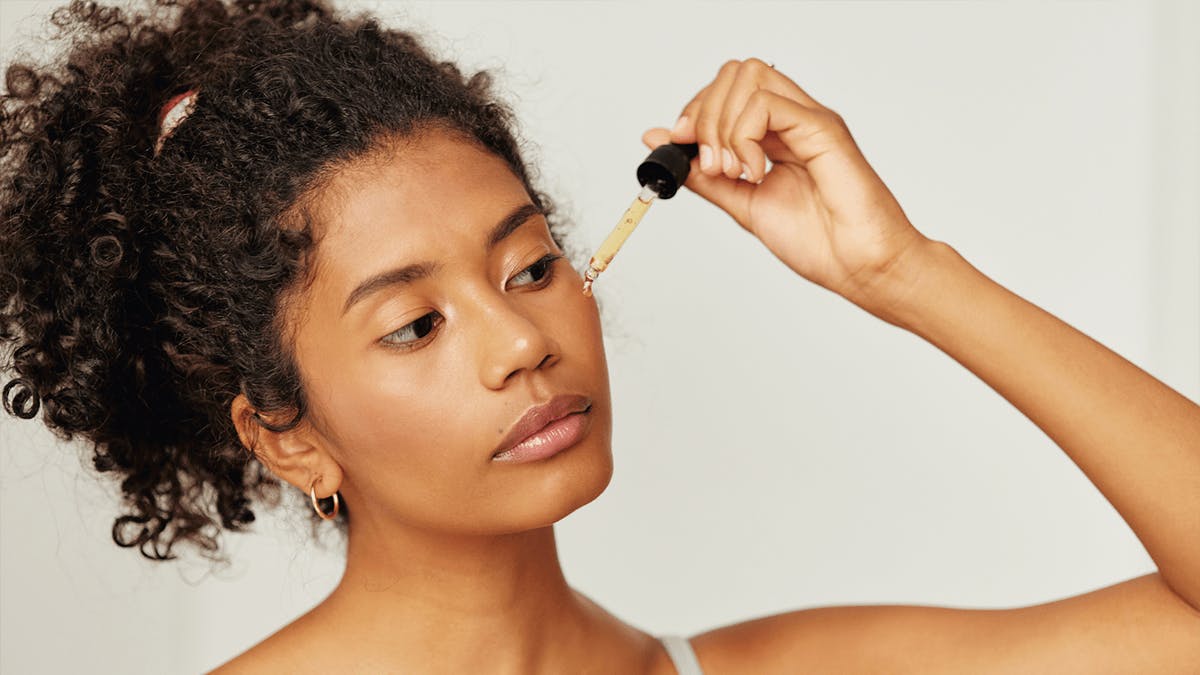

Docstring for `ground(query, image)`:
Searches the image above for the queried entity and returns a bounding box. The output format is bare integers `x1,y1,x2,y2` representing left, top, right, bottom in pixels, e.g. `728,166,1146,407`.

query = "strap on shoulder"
658,634,704,675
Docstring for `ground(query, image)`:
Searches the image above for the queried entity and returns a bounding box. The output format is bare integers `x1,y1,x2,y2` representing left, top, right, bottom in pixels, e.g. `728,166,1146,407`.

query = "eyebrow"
340,202,545,317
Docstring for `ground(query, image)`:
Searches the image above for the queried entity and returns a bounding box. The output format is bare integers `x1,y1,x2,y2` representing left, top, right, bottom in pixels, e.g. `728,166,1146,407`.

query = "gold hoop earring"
309,476,340,520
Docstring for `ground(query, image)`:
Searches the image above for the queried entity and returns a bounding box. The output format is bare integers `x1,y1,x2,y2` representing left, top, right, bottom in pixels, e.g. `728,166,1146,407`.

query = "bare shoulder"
206,614,316,674
688,573,1200,675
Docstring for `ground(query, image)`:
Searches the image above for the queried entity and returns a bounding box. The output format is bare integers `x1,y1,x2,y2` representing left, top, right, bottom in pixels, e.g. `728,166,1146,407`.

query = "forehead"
315,130,528,253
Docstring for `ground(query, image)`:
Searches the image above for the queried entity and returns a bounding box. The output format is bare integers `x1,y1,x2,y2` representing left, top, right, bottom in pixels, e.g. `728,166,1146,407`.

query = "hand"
642,58,933,314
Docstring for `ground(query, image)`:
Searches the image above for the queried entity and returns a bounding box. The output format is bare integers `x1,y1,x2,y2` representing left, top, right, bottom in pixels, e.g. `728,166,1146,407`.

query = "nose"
476,295,561,389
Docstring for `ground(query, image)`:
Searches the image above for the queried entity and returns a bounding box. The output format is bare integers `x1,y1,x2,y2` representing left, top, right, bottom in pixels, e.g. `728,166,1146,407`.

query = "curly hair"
0,0,589,564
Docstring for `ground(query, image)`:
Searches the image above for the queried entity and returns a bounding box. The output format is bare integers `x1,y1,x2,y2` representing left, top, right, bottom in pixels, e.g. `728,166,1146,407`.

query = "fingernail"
699,144,713,170
672,116,688,134
721,148,733,173
741,162,752,180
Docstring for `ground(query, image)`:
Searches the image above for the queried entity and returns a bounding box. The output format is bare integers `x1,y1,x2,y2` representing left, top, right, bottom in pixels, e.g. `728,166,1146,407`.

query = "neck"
310,511,659,673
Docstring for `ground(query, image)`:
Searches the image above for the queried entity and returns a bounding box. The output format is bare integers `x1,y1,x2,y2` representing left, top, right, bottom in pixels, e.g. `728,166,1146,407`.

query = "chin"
499,434,614,531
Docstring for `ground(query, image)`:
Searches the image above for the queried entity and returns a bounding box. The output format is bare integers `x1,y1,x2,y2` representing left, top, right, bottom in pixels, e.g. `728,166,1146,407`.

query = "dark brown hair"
0,0,588,564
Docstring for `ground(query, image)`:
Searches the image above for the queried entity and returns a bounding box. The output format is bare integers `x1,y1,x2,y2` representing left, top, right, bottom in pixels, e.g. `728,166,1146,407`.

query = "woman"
1,0,1197,672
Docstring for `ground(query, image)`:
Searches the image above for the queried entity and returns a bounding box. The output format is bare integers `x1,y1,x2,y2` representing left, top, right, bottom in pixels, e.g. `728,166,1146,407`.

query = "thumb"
642,127,755,229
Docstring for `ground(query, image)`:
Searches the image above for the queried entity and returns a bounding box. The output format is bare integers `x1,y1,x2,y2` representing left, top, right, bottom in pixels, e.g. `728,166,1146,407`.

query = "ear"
229,392,344,499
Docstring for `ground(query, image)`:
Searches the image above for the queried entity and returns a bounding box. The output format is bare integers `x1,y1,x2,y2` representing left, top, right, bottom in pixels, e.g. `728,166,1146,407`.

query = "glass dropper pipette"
581,184,659,297
581,142,698,297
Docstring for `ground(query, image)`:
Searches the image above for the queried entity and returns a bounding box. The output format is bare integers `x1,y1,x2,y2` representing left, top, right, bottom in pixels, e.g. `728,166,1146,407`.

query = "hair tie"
153,88,199,157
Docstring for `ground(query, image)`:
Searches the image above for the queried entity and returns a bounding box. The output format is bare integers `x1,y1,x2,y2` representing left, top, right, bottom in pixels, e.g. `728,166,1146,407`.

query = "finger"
719,66,769,182
668,83,710,144
730,88,864,196
694,59,743,177
721,59,842,182
644,127,757,233
752,60,839,114
717,58,770,180
671,61,836,174
642,127,672,149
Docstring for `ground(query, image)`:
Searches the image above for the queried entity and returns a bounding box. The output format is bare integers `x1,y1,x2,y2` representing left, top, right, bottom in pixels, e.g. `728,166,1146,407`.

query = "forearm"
878,238,1200,611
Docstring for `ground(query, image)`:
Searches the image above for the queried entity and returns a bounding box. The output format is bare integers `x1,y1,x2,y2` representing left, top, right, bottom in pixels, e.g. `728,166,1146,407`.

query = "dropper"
581,142,699,297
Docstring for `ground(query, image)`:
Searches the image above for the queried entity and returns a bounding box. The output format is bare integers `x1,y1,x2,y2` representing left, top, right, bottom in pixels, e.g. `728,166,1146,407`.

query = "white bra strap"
659,634,704,675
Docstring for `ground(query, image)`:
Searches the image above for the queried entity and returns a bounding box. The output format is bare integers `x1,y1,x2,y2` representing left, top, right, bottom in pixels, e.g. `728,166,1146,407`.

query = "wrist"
847,235,959,332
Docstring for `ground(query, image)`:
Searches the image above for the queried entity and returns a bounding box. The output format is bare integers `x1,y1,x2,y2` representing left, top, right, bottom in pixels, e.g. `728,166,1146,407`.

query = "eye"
507,252,563,290
380,311,443,351
378,253,564,351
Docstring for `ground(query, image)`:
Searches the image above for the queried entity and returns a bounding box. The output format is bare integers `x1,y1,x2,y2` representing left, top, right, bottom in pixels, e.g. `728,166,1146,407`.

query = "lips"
493,393,592,457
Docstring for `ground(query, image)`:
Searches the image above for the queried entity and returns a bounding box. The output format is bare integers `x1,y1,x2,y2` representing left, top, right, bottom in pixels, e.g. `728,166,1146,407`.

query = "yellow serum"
581,185,658,297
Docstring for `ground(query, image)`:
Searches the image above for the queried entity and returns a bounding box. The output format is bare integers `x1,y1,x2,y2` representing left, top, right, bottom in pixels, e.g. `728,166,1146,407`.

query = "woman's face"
281,128,613,534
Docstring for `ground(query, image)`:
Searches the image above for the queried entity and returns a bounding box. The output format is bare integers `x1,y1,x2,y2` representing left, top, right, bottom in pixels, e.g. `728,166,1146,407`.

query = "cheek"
323,369,491,526
330,364,461,460
568,277,608,369
296,294,465,456
552,264,599,330
548,276,612,421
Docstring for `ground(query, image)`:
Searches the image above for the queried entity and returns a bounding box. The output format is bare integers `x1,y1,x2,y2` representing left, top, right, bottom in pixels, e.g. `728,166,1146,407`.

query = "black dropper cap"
636,142,698,199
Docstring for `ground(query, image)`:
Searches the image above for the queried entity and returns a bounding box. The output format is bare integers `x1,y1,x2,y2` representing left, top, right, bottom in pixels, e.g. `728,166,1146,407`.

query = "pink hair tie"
153,88,199,157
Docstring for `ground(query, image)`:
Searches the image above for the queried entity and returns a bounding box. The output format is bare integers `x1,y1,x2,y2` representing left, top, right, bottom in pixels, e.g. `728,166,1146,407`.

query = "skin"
222,129,665,673
214,60,1200,673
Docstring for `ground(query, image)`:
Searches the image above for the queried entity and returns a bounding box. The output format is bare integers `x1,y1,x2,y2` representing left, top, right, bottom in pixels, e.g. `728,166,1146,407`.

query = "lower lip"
492,408,592,463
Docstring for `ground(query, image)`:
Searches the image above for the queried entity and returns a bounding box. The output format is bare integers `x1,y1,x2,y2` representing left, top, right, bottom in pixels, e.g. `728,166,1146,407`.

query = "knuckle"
744,57,772,72
719,59,742,74
824,107,848,128
680,85,709,117
747,88,773,106
826,115,855,146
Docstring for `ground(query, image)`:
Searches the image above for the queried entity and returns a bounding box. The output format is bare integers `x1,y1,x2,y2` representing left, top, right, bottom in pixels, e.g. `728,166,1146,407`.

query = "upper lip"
493,393,592,456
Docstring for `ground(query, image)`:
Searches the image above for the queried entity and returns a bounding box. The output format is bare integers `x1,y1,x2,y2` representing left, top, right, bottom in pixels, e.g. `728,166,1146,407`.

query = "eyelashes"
378,252,565,351
508,251,561,288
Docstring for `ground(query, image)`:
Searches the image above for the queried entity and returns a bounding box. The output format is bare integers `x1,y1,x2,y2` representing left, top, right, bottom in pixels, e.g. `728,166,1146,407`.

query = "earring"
309,475,340,520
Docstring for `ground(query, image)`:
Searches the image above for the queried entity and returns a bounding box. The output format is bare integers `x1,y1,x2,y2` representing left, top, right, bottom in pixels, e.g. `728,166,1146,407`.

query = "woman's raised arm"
877,232,1200,613
641,58,1200,673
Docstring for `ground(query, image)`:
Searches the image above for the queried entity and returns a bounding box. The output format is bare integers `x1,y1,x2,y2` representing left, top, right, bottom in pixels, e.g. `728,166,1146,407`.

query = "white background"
2,1,1197,673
